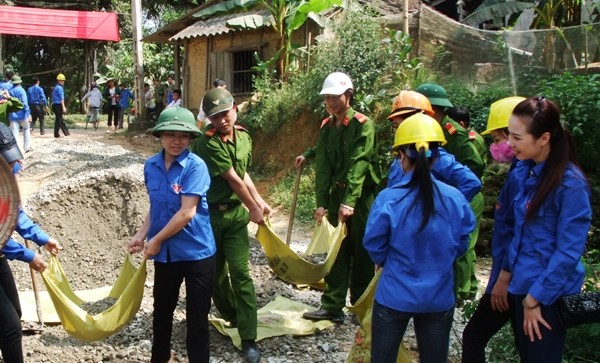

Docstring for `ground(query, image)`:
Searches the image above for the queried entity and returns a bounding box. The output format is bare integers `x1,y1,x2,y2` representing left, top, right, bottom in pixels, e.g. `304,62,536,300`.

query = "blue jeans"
371,300,454,363
511,294,566,363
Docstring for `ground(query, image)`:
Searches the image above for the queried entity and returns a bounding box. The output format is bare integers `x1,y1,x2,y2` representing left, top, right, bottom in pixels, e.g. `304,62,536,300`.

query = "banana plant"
195,0,343,81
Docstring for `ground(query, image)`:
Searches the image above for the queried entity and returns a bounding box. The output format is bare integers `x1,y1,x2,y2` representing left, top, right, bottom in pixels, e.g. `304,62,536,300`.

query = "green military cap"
202,88,234,117
151,107,201,138
11,75,22,85
415,83,453,108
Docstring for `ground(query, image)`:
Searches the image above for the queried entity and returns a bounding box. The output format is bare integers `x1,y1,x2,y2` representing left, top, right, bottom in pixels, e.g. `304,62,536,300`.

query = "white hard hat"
320,72,353,95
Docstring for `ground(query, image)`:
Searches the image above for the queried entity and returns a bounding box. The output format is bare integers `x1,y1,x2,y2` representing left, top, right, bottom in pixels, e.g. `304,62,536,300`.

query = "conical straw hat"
0,157,20,248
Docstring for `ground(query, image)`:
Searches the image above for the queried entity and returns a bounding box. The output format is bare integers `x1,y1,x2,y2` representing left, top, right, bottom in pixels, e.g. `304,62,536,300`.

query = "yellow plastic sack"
211,295,335,349
40,254,147,341
347,269,411,363
256,217,346,286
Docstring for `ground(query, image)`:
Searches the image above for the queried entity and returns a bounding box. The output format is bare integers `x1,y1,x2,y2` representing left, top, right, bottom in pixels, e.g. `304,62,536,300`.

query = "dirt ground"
7,120,491,362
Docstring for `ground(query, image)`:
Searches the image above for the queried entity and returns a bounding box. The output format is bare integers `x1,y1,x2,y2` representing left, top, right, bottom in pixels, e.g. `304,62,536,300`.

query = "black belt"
208,201,241,212
334,181,347,188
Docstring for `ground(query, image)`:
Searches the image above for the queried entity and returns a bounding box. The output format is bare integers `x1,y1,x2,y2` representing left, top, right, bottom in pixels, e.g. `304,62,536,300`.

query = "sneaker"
241,340,261,363
303,308,344,323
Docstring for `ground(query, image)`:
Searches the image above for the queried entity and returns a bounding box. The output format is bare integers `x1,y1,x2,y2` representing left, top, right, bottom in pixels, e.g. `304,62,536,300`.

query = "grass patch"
269,165,316,225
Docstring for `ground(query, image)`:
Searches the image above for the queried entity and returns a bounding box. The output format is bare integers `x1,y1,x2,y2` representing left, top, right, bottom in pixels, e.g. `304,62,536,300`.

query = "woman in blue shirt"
128,107,216,363
364,113,475,363
462,96,524,363
506,97,591,362
1,122,61,363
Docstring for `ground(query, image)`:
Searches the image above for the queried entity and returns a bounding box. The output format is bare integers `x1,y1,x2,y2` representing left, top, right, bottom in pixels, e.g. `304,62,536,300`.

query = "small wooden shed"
144,1,321,114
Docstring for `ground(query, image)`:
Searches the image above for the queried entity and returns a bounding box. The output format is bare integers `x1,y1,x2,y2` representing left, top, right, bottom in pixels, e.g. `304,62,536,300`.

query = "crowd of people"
0,70,592,363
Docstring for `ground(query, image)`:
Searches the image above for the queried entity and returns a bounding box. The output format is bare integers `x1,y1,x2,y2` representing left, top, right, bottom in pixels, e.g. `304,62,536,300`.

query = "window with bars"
232,50,257,94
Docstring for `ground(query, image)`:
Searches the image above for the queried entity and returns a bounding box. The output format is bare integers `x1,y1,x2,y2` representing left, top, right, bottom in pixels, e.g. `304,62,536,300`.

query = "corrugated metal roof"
169,8,273,41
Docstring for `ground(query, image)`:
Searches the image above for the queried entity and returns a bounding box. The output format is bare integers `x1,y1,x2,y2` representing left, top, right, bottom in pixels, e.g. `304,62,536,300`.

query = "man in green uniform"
190,88,270,363
416,83,485,301
302,72,381,322
447,106,488,167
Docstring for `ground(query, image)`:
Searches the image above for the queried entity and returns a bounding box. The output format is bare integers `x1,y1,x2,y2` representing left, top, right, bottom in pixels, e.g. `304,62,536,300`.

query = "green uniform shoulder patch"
444,122,457,136
320,116,332,129
354,112,367,123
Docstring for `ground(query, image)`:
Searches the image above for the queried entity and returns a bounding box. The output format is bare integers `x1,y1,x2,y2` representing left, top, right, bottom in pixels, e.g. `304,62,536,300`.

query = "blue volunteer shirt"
485,169,518,293
119,88,134,108
0,80,13,92
1,209,51,262
51,83,64,104
27,84,47,105
364,170,474,313
388,147,482,202
507,160,591,305
8,86,30,121
144,148,216,263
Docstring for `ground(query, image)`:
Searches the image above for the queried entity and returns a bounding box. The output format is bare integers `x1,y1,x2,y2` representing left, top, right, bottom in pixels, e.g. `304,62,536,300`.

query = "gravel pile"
8,129,361,363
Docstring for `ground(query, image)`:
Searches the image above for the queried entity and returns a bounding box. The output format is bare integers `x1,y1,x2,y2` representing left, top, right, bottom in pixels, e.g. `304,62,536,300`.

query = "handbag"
557,291,600,328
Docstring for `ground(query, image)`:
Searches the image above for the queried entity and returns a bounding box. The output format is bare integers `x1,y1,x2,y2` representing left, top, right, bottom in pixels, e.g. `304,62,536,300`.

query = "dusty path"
10,122,492,362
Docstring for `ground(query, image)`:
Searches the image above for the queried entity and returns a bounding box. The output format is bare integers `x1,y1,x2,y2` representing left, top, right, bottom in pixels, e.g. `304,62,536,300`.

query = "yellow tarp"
347,270,411,363
210,295,335,349
256,217,346,286
39,254,147,341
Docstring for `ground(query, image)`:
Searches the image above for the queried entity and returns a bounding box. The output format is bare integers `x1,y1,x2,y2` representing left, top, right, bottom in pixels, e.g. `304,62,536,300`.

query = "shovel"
286,166,302,246
24,240,44,331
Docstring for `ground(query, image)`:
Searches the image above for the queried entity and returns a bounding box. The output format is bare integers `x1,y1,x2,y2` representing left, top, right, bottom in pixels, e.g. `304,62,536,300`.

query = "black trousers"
151,256,215,363
52,104,70,137
29,104,45,133
106,104,120,127
0,257,24,363
462,293,518,363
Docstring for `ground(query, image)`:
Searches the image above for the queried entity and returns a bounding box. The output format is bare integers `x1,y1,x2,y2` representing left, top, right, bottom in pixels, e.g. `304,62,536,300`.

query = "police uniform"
190,124,259,341
315,107,381,314
440,116,485,300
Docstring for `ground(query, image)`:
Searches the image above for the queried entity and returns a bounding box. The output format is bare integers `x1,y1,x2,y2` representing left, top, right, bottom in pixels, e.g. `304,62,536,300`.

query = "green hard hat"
11,75,22,85
415,83,453,108
202,88,234,117
151,107,201,138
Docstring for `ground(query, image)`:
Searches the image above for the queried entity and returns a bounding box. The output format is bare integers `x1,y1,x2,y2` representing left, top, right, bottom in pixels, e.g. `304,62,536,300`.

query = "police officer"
27,77,47,135
416,83,485,302
447,106,487,167
302,72,381,323
190,88,270,363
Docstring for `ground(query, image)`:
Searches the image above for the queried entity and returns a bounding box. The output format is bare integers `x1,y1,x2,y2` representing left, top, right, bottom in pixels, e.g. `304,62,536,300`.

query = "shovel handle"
286,167,302,246
25,240,44,327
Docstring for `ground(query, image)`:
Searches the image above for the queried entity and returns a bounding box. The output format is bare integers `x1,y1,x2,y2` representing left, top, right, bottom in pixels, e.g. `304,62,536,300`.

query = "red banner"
0,6,119,42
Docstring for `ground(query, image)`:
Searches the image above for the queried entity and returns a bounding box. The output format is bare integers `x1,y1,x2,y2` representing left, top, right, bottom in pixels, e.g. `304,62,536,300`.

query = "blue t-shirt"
144,148,216,263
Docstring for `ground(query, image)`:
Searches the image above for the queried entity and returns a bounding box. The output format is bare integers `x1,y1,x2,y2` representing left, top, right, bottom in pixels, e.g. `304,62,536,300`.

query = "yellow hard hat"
482,96,526,135
57,73,66,81
393,113,446,152
388,91,435,120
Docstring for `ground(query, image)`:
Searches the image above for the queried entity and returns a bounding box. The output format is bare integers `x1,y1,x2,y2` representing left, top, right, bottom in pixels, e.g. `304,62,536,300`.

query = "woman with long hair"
363,113,475,363
506,96,591,362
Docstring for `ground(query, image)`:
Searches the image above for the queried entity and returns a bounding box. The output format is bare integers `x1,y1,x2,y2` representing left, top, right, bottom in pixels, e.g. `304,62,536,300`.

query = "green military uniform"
190,125,258,340
0,97,23,125
469,128,488,168
441,116,485,300
315,107,381,314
